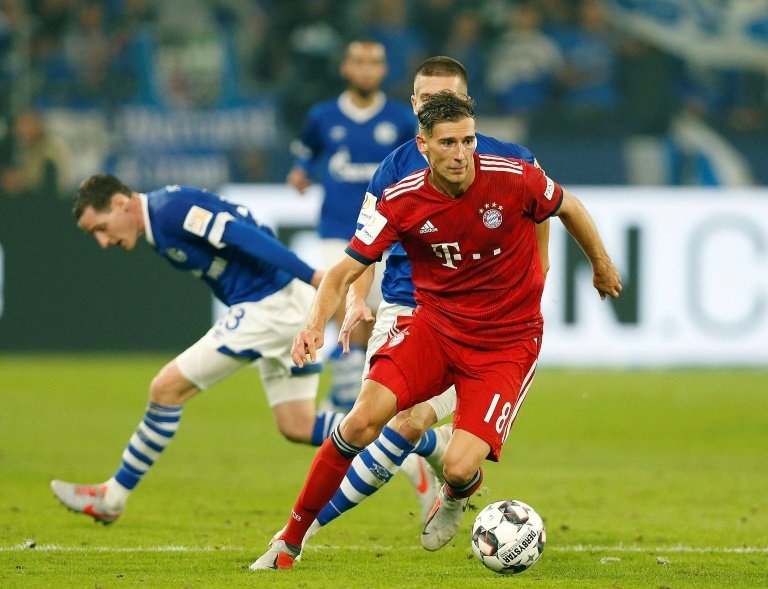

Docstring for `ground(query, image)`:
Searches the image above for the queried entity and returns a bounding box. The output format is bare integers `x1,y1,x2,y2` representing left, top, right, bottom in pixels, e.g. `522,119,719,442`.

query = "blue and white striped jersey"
292,91,414,240
365,133,537,307
140,185,316,306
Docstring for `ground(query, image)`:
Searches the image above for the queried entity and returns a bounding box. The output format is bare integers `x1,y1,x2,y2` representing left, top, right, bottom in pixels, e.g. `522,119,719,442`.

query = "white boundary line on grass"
1,544,767,554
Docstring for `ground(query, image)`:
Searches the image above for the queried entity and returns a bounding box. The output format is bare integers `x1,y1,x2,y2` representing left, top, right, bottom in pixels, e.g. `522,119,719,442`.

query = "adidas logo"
419,220,438,234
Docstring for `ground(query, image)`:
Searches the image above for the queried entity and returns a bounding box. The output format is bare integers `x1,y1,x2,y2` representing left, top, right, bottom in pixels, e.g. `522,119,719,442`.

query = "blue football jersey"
365,133,537,307
141,185,316,306
293,92,414,240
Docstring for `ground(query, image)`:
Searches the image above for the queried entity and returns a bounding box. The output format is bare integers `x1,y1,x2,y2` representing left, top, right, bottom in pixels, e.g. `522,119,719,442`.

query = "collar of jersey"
337,90,386,124
138,193,155,246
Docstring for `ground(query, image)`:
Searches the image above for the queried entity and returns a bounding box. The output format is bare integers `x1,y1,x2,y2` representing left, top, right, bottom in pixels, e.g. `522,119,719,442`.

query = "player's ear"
416,133,428,155
111,192,129,210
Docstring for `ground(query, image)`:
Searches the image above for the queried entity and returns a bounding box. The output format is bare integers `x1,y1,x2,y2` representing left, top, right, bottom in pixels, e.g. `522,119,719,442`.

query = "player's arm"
529,156,550,277
553,189,621,300
292,254,369,367
497,141,551,278
220,220,323,287
338,264,376,354
534,220,550,278
286,110,320,193
337,187,384,352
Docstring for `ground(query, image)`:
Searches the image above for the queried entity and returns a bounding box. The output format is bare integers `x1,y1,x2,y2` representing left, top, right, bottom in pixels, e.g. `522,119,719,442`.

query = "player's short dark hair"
73,174,133,219
417,90,475,136
414,56,468,86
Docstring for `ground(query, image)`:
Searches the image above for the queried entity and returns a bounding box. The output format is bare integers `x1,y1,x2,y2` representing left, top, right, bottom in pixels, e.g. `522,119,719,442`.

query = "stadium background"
0,0,767,365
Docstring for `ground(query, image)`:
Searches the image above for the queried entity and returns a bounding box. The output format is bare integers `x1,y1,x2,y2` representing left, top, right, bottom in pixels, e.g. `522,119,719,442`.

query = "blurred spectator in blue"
725,71,767,133
59,1,111,107
442,9,489,109
361,0,426,100
679,64,767,132
485,1,562,117
137,0,239,108
411,0,459,55
617,38,680,135
551,0,620,132
536,0,576,40
0,109,72,200
256,0,345,135
1,0,26,112
106,0,157,105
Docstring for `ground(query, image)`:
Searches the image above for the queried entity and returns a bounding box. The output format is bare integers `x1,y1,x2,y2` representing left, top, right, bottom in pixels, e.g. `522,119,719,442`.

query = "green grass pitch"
1,355,766,588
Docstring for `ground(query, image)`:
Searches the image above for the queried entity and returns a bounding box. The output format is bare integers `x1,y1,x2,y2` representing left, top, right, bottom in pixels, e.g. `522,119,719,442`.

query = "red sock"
444,468,484,499
281,436,354,546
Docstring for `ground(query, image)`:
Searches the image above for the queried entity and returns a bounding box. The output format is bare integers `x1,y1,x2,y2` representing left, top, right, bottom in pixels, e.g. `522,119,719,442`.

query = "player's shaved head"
414,56,468,86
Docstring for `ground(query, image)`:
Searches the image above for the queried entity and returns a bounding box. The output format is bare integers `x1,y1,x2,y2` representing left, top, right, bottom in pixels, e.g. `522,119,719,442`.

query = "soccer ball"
470,500,546,574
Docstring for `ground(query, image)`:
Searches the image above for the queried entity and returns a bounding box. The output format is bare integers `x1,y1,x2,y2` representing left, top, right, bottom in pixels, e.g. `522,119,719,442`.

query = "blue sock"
327,344,365,412
317,425,415,525
413,429,437,457
311,411,345,446
113,402,182,490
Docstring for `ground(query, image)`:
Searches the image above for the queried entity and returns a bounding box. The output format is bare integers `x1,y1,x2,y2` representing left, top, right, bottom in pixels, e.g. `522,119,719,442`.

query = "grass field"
1,355,766,588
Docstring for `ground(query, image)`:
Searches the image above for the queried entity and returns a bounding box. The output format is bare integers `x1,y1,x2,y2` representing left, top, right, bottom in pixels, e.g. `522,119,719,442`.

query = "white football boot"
249,540,300,570
420,485,469,551
50,480,122,524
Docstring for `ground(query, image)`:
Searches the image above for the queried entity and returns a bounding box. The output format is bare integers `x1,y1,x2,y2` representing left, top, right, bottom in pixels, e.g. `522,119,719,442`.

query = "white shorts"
319,238,384,310
175,279,320,408
364,301,456,422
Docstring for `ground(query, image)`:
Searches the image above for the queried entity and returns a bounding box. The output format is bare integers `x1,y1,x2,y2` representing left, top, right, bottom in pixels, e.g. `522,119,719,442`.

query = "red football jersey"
347,152,563,349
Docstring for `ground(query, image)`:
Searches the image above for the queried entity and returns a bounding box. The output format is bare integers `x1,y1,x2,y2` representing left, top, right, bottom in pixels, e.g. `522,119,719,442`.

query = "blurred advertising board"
221,184,768,368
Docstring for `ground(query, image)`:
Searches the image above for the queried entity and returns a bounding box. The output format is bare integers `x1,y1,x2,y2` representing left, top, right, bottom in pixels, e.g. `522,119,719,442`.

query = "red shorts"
367,313,540,461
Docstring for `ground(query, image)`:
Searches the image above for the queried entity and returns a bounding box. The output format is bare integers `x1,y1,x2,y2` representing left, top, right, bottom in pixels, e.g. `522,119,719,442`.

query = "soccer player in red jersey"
251,90,621,570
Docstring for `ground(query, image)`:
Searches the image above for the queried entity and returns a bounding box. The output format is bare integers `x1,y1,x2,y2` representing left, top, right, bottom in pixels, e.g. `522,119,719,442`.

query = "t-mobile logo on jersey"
431,242,462,269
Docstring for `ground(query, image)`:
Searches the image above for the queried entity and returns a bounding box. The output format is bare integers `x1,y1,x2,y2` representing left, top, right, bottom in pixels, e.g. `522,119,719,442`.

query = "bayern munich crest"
479,203,503,229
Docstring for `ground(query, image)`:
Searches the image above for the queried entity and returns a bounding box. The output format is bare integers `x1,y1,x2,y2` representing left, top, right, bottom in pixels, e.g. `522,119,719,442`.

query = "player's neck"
130,193,146,236
347,89,378,109
428,167,475,199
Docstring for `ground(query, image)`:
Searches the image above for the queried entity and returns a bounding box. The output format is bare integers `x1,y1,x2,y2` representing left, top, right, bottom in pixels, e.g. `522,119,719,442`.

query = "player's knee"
339,410,383,448
442,457,478,488
277,420,312,444
389,410,428,443
148,371,188,405
390,402,436,441
148,373,172,403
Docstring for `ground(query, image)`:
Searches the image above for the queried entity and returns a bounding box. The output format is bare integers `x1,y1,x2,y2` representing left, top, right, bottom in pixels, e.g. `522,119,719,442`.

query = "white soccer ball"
470,499,546,574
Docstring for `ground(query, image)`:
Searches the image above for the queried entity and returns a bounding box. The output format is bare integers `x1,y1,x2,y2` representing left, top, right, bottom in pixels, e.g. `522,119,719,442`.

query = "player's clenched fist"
291,329,324,367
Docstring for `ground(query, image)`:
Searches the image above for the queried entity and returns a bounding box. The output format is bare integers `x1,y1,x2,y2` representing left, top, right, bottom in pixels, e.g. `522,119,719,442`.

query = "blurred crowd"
1,0,767,197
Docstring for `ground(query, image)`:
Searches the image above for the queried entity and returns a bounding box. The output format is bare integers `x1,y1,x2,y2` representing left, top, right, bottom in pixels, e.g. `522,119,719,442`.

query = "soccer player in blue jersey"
286,40,414,414
50,174,346,524
253,57,553,568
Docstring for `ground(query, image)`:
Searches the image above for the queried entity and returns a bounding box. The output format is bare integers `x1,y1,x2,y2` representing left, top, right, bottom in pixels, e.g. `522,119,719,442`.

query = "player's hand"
291,328,324,367
310,269,325,289
286,168,311,194
593,259,622,300
338,298,375,354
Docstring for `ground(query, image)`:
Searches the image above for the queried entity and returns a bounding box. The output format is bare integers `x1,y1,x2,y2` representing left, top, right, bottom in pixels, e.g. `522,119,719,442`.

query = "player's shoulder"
476,132,535,164
477,153,526,175
370,138,419,190
149,185,215,206
383,97,415,118
147,185,221,227
382,168,428,202
383,138,422,171
306,98,340,119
